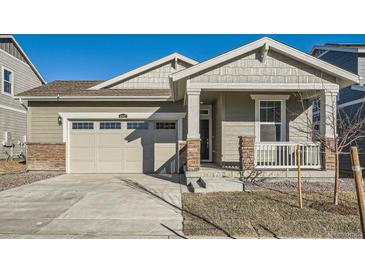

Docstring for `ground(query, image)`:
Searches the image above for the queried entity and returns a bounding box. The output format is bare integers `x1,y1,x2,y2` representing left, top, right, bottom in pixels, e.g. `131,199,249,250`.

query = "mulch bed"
182,191,363,238
0,160,27,174
0,172,63,192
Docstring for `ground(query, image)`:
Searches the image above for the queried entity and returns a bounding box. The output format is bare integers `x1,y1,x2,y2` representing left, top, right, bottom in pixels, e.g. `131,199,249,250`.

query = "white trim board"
0,103,27,114
187,82,340,91
172,37,359,88
89,53,198,90
338,97,365,108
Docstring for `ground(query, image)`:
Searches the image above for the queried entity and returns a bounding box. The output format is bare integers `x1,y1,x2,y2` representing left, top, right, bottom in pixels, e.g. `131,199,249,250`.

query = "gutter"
14,95,174,102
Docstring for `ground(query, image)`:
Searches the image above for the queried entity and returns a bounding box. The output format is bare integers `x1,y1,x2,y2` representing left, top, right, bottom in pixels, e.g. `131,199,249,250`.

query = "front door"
200,119,209,161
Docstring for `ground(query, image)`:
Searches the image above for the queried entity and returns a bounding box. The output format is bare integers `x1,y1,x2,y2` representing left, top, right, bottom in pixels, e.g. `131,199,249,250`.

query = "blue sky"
15,34,365,82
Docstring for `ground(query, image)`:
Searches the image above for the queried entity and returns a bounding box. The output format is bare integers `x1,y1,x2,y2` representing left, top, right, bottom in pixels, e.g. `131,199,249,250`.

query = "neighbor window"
2,67,13,95
72,122,94,129
100,121,121,129
156,122,176,129
259,101,282,142
127,121,149,130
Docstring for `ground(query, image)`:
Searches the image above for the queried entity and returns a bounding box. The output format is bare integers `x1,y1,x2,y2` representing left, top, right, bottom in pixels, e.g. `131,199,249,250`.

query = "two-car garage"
68,120,178,174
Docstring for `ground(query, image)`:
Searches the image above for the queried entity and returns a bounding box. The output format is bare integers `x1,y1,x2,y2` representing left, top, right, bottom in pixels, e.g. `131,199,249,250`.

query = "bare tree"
290,92,365,205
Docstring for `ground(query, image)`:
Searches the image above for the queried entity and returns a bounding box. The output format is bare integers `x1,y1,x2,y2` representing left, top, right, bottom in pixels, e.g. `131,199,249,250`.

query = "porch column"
186,88,201,171
320,89,339,170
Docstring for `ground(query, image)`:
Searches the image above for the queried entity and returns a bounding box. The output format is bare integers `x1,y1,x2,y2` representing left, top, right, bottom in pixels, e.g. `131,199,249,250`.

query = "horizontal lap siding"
28,101,186,143
0,108,26,159
0,49,42,159
222,93,255,163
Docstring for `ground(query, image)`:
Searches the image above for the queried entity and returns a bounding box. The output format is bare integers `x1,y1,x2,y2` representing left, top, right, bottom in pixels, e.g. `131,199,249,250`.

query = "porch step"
193,177,244,193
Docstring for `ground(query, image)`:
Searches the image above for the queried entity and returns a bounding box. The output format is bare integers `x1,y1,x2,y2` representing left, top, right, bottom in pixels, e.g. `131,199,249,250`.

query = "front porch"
182,88,337,180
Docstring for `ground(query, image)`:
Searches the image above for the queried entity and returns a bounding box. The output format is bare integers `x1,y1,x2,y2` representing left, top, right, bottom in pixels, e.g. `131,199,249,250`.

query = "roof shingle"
16,80,171,97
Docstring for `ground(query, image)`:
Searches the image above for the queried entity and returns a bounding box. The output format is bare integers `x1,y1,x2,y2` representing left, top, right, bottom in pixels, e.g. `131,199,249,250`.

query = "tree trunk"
333,149,340,205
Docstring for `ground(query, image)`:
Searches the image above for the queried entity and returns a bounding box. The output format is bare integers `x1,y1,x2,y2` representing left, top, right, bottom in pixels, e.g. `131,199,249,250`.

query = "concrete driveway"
0,174,184,238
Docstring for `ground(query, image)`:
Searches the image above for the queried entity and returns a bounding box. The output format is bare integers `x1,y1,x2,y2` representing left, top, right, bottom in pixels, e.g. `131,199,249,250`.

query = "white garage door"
69,120,177,174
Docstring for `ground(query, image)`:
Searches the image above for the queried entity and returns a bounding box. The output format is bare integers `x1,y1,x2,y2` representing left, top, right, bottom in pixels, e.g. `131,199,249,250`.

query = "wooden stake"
350,146,365,239
297,144,303,209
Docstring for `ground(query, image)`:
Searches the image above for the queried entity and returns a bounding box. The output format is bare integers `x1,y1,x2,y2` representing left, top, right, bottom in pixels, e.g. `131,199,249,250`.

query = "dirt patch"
182,191,362,238
0,172,63,192
309,201,358,216
0,160,26,174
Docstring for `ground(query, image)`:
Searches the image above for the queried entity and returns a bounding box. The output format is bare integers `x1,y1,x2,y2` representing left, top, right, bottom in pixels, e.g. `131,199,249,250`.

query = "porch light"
57,115,62,125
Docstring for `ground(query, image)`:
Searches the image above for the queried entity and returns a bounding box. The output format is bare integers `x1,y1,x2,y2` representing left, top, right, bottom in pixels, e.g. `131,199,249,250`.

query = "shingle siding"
110,61,189,90
190,50,337,84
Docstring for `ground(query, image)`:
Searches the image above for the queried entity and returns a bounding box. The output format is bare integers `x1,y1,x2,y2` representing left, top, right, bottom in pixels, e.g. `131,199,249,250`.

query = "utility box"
2,131,13,147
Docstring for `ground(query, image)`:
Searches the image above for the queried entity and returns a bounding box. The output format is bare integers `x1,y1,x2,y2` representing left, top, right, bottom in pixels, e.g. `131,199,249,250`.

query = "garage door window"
156,122,176,129
100,121,121,129
72,122,94,129
127,121,149,129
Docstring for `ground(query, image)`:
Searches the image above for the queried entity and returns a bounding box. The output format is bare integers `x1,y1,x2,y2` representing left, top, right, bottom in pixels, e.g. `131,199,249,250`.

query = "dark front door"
200,119,209,161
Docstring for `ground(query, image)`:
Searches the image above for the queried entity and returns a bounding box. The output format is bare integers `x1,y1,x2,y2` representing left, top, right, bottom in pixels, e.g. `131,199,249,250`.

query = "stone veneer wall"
27,143,66,171
238,136,255,171
323,138,336,170
186,139,200,171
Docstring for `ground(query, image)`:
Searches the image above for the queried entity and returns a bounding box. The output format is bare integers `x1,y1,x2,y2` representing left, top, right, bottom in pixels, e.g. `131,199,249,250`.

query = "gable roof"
0,34,46,84
89,52,198,90
172,37,360,88
15,80,171,100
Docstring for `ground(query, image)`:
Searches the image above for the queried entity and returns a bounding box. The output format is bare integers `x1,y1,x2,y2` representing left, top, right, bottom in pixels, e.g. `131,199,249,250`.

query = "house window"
259,101,283,142
72,122,94,129
100,121,121,129
127,121,149,130
156,122,176,129
2,67,13,95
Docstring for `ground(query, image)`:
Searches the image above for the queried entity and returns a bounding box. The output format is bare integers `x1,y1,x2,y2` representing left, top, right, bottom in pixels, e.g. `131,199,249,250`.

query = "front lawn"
182,191,362,238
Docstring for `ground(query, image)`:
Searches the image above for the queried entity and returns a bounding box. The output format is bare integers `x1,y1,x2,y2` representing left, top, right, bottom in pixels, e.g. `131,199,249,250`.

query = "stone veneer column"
320,89,338,171
239,136,255,171
186,87,201,171
187,139,200,171
323,138,336,170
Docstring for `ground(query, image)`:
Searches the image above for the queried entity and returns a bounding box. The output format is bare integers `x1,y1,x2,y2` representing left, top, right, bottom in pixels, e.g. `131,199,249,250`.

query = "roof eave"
14,95,173,101
88,52,198,90
0,34,47,84
172,37,360,87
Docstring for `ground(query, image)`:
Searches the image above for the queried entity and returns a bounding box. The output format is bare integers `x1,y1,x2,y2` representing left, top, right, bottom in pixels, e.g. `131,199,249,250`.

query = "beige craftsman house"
16,37,360,183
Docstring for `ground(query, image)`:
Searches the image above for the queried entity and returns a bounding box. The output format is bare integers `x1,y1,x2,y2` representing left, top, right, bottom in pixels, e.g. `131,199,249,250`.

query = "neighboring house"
0,34,45,159
16,37,359,185
312,44,365,173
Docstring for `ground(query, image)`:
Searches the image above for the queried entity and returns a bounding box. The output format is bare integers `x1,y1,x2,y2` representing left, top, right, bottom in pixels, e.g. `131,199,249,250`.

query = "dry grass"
182,191,362,238
0,160,26,174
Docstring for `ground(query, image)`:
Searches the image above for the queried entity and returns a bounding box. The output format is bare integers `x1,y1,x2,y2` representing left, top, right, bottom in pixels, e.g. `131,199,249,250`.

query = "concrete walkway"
0,174,184,238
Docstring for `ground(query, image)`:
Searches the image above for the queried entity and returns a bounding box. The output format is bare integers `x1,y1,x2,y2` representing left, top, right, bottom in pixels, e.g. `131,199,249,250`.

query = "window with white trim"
72,122,94,129
2,67,13,95
100,121,121,129
127,121,149,130
156,122,176,129
259,101,283,142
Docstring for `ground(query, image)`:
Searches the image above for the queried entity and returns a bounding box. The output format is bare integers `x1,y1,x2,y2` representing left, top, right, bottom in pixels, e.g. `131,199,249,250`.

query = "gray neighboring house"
0,34,45,159
16,37,360,184
312,44,365,173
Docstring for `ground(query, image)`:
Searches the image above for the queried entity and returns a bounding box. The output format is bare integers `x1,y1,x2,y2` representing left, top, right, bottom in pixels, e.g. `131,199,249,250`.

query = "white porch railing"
255,142,321,169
